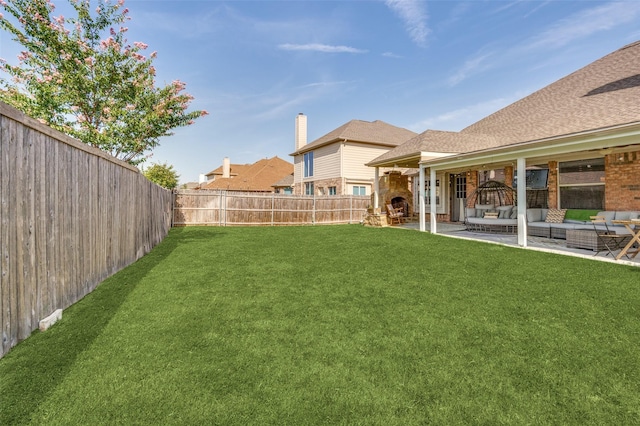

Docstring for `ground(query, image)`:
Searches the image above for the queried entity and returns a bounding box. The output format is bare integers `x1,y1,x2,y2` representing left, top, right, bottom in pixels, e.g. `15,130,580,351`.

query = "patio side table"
566,229,605,251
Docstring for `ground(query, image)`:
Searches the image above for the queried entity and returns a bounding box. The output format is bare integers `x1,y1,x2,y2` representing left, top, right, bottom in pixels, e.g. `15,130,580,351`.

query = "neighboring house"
272,173,294,194
367,40,640,243
290,113,417,196
201,156,293,192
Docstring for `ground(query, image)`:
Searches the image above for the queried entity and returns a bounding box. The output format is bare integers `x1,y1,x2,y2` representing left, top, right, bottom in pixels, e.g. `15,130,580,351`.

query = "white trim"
419,126,640,170
419,167,426,232
517,157,527,247
430,168,437,234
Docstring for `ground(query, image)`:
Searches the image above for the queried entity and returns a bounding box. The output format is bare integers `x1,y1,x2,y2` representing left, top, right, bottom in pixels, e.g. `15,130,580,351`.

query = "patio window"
304,152,314,177
558,158,605,210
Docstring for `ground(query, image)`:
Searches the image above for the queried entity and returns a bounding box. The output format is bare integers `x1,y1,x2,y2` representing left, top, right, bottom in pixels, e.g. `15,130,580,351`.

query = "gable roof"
368,130,499,167
369,40,640,167
291,119,417,155
202,156,294,192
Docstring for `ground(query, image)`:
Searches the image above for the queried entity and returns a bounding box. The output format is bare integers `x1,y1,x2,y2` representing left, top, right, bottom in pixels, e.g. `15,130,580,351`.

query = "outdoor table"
611,219,640,260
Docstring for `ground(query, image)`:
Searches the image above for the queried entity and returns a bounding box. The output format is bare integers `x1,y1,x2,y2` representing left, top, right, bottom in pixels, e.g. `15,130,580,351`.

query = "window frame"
303,151,314,178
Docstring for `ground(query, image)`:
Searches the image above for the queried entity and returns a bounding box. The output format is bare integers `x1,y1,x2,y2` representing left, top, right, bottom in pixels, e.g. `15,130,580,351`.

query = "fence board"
0,102,172,359
173,190,369,226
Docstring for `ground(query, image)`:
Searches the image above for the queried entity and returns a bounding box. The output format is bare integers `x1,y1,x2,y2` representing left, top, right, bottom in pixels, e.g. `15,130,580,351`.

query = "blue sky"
3,1,640,183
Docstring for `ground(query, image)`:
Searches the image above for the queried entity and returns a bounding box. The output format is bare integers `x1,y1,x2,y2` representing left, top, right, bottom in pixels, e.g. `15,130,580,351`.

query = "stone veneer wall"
293,178,345,196
605,151,640,211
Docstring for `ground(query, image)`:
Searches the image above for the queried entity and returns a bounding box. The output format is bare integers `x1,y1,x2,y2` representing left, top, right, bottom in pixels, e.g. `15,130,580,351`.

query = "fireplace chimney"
295,113,307,151
222,157,230,178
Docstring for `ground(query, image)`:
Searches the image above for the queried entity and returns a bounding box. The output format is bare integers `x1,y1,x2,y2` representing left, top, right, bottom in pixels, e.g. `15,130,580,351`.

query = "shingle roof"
368,130,499,165
462,40,640,144
205,163,252,178
291,119,417,155
272,173,294,187
370,40,640,166
202,156,294,192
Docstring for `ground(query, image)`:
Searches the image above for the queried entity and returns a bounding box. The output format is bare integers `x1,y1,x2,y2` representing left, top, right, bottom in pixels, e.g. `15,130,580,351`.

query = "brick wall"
504,165,514,187
465,170,478,207
605,151,640,211
547,161,558,209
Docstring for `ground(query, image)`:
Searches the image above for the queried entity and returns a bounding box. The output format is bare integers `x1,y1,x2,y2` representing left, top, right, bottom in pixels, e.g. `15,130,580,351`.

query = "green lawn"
2,226,640,425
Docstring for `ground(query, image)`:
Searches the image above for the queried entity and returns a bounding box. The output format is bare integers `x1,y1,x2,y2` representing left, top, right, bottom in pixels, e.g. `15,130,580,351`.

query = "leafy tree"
143,162,179,190
0,0,208,165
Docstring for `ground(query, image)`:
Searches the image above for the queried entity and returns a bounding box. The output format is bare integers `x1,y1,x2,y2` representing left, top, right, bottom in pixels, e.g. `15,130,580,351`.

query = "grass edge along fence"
173,190,370,226
0,101,172,359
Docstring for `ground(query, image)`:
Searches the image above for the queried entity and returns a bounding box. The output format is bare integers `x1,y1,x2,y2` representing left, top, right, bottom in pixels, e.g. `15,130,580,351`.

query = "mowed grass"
2,226,640,425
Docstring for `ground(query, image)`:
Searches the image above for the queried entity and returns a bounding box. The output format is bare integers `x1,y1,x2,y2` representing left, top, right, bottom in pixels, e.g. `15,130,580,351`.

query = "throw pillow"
545,208,567,223
497,205,513,219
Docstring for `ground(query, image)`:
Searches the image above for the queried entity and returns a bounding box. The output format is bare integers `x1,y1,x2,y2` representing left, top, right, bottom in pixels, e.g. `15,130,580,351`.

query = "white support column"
430,168,437,234
517,157,527,247
419,165,426,232
373,167,380,210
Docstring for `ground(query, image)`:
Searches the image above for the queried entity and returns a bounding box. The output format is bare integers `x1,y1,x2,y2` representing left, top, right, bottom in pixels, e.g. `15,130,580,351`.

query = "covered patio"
367,40,640,262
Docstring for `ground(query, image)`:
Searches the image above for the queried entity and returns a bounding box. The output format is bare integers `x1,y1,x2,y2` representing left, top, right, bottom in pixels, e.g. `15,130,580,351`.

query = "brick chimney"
295,113,307,151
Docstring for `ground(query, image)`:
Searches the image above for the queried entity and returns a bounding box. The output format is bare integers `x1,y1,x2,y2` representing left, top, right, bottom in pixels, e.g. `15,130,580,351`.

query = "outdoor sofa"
526,208,639,239
465,204,518,233
466,205,639,238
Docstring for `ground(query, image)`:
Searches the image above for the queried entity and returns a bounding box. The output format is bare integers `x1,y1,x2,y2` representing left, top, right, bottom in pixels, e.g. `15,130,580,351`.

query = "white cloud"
410,93,526,132
385,0,429,47
382,51,403,58
525,2,640,50
278,43,368,54
447,2,640,86
447,52,494,87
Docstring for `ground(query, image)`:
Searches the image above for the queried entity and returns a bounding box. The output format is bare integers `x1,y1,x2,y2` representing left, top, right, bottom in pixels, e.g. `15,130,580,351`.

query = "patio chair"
591,216,630,258
386,204,404,225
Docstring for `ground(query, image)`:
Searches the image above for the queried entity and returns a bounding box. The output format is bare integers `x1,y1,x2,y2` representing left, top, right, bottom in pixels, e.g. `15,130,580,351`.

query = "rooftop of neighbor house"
291,119,418,155
205,163,252,179
272,173,294,188
369,40,640,166
201,156,294,192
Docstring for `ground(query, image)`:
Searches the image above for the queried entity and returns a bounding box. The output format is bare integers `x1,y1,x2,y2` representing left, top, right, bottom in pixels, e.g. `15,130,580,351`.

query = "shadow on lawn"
0,228,189,424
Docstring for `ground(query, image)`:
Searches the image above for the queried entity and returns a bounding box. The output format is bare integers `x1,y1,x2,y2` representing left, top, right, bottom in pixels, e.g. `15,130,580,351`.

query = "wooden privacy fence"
0,102,172,359
173,190,370,226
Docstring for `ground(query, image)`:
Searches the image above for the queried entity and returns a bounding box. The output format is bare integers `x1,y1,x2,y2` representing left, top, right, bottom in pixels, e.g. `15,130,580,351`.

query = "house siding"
343,143,391,180
313,143,341,180
293,155,303,184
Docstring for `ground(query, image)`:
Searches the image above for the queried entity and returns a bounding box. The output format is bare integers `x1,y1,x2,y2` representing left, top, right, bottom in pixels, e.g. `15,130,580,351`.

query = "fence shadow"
0,228,185,424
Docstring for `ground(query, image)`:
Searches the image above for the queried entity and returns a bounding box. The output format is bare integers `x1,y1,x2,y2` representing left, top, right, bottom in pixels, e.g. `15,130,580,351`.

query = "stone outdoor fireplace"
377,170,413,217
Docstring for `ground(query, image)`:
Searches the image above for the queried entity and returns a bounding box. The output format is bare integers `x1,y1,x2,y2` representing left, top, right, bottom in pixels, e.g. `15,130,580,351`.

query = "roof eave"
420,122,640,170
290,138,400,156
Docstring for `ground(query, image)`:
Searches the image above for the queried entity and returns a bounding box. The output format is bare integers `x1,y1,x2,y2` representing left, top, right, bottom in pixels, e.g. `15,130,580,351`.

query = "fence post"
271,193,275,226
350,196,353,224
312,193,316,225
171,190,176,227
